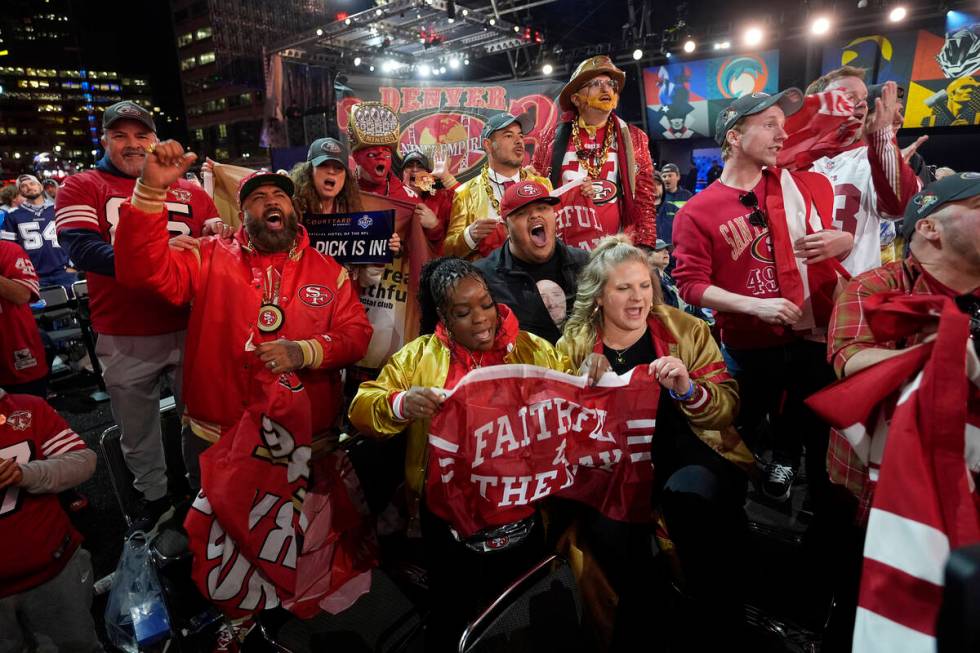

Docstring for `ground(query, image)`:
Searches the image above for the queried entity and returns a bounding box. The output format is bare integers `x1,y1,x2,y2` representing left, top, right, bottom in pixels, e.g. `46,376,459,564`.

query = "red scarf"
435,304,520,389
776,90,863,171
763,168,850,330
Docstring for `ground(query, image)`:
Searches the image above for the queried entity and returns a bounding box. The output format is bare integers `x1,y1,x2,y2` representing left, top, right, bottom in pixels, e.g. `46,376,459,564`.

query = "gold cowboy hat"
558,55,626,112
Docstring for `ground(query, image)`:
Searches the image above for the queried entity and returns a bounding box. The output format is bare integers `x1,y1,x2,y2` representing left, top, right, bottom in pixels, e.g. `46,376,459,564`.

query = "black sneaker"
128,495,174,536
762,463,796,501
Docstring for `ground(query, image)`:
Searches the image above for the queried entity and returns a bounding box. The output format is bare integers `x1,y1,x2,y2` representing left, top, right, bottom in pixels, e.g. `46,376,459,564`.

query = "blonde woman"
557,235,753,648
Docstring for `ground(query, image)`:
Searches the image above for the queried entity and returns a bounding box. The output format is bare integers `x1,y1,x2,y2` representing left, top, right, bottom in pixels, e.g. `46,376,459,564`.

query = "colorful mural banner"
334,76,564,182
820,14,980,127
643,50,780,140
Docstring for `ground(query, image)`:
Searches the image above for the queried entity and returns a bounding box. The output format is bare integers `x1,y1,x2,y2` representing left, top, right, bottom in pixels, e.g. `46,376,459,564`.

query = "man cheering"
672,90,852,503
533,56,656,250
445,111,550,259
112,143,372,489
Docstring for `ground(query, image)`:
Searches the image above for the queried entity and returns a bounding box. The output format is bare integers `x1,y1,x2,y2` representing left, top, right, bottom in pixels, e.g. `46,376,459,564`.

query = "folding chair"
458,555,586,653
71,279,109,402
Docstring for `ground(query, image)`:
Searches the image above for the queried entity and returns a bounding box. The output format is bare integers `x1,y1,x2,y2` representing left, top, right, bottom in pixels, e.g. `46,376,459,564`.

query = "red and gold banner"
335,76,564,182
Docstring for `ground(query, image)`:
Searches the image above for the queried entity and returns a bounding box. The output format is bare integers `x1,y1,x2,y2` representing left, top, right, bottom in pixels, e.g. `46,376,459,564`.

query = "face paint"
353,146,393,185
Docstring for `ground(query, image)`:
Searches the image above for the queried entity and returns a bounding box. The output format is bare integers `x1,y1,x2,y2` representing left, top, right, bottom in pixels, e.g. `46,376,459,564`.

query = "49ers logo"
6,411,32,431
588,179,618,205
298,284,334,307
516,183,540,197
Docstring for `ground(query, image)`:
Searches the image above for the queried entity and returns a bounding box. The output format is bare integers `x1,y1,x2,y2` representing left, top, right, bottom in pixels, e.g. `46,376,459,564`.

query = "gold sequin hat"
559,55,626,112
347,101,400,152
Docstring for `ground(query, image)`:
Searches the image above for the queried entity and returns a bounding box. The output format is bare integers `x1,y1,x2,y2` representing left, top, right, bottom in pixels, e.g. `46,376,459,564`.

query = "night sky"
70,0,186,139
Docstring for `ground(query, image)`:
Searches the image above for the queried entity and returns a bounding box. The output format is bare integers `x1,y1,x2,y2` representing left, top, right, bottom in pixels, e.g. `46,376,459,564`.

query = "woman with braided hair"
349,255,569,647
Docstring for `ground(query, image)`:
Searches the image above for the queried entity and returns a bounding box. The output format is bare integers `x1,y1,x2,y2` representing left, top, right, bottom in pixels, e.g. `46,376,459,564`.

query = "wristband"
132,178,168,214
669,380,696,402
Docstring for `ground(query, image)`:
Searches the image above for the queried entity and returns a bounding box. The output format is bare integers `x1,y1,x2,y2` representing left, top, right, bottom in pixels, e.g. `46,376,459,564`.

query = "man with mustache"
445,111,551,259
54,101,220,532
112,147,373,491
532,56,657,251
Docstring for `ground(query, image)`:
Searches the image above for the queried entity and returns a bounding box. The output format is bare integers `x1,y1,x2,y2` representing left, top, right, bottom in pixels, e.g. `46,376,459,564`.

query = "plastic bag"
105,531,172,652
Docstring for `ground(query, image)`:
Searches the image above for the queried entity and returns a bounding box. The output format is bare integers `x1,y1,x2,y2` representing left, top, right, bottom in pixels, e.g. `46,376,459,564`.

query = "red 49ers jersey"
0,391,87,597
55,169,218,335
555,124,622,251
0,242,48,386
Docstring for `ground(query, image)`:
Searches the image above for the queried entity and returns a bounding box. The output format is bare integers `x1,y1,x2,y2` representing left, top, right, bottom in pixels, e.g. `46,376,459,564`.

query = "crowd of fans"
0,53,977,653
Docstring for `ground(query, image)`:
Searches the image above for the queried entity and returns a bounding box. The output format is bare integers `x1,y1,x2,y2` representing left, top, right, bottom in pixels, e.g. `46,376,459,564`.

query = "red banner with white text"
425,364,660,538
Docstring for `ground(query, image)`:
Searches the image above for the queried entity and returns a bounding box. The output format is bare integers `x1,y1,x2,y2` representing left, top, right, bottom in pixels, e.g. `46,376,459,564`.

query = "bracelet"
669,380,696,402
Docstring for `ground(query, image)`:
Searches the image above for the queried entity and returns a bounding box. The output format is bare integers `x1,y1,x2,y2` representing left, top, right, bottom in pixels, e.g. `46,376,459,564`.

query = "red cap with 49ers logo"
499,180,560,219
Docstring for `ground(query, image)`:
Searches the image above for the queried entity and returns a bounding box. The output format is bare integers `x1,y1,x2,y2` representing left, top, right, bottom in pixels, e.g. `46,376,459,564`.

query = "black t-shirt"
602,327,656,375
510,249,565,287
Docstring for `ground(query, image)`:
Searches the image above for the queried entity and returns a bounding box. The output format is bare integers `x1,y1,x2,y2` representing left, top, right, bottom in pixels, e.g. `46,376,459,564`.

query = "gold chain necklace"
481,164,527,214
572,118,615,180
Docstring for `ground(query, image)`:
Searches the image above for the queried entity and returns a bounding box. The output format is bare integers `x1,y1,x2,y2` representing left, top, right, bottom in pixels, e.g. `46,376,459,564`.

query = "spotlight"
448,17,454,23
888,6,907,22
369,65,375,72
376,8,382,16
440,66,446,74
713,41,731,50
633,48,643,60
354,56,362,66
743,26,764,47
464,57,470,65
542,63,554,75
462,9,468,16
345,18,352,25
489,18,496,26
449,58,460,69
447,0,456,20
514,25,520,32
418,64,431,77
857,0,868,7
316,28,323,36
665,52,672,58
683,39,696,53
54,145,62,152
810,16,831,35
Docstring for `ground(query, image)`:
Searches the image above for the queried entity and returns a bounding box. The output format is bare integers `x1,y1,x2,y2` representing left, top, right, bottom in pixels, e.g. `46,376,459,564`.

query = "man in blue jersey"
1,175,76,291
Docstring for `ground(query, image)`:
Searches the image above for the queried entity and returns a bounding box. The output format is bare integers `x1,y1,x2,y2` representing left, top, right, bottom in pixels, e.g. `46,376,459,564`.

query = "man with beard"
797,68,920,276
54,101,220,531
2,175,75,289
532,56,656,251
672,90,853,503
112,146,373,490
445,111,550,259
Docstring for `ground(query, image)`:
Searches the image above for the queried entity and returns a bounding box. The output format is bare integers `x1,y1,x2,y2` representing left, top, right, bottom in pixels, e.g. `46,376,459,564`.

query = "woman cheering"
348,256,569,647
557,235,753,649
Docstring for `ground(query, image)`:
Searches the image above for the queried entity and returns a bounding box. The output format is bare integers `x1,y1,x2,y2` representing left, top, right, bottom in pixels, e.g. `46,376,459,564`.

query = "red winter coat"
113,201,372,438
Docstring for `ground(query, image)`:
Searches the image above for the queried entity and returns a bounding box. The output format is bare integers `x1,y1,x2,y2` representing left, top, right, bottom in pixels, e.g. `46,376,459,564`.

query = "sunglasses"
740,191,767,228
582,78,620,93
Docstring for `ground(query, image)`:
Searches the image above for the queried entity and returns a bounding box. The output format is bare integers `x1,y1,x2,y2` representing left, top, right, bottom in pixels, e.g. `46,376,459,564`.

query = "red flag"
184,370,377,618
425,364,659,538
777,90,862,171
807,294,980,652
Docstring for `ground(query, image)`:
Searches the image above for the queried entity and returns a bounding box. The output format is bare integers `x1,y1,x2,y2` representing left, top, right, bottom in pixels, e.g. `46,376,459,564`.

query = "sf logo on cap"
117,104,143,117
517,183,540,197
322,141,341,154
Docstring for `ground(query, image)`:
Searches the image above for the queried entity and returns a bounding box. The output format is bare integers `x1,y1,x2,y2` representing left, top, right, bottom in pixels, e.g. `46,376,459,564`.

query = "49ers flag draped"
807,294,980,652
425,364,660,538
184,371,377,619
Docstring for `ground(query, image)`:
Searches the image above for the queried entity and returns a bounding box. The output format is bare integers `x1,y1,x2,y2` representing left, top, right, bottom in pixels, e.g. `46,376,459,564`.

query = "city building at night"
172,0,330,165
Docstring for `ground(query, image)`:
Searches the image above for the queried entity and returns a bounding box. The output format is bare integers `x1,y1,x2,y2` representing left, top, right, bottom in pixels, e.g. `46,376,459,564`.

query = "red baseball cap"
499,180,559,219
237,170,294,207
